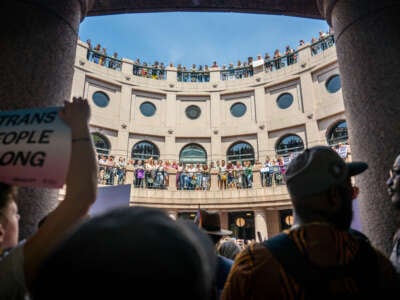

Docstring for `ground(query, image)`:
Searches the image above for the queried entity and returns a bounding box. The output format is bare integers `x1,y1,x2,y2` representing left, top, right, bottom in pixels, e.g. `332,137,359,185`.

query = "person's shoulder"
218,254,233,266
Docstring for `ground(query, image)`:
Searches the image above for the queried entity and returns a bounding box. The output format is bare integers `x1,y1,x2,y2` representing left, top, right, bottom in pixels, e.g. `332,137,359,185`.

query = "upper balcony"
76,34,336,92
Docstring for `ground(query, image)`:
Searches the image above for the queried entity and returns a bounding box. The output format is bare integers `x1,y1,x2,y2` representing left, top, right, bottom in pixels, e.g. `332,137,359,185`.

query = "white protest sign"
0,106,71,188
251,59,264,68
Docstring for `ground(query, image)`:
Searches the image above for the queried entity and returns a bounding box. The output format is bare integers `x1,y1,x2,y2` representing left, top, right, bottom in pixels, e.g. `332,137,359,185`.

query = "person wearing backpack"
222,146,400,300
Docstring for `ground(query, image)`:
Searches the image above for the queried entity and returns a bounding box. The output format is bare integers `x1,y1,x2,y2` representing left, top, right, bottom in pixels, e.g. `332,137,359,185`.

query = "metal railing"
310,34,335,56
87,49,122,71
220,66,253,80
133,65,166,80
177,70,210,82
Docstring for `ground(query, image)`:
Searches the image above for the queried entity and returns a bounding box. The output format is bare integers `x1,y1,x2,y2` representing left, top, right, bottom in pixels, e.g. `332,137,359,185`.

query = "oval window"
92,91,110,108
276,93,293,109
140,102,156,117
230,102,247,117
185,105,201,120
326,75,341,93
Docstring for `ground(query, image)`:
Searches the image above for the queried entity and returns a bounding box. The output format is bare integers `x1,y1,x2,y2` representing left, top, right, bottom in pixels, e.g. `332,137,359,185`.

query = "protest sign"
89,184,131,217
0,106,71,188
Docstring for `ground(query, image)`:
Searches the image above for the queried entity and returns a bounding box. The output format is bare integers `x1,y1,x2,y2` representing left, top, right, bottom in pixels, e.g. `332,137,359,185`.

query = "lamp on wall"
168,129,174,134
259,124,265,130
121,123,127,129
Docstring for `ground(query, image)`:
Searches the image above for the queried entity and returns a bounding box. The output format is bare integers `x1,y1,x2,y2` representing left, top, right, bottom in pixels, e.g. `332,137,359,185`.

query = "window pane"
92,91,110,108
131,141,160,160
276,135,304,156
326,75,341,93
91,133,110,155
185,105,201,120
230,102,247,117
180,144,207,164
140,102,156,117
227,142,255,164
276,93,293,109
327,120,348,145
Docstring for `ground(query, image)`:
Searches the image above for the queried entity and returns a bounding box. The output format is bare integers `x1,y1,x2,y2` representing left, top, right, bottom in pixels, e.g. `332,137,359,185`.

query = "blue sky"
79,12,329,67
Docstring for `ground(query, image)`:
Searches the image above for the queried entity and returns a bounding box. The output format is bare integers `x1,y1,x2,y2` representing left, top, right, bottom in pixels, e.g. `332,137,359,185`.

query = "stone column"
220,211,229,233
0,1,93,239
254,209,268,242
317,0,400,255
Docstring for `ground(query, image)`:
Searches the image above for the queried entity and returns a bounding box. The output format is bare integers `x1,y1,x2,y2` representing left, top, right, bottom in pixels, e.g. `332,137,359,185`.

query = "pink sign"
0,106,71,188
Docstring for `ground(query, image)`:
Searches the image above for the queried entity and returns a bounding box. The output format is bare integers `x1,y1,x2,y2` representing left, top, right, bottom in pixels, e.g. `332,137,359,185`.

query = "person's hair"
31,206,216,300
217,239,241,260
0,183,18,223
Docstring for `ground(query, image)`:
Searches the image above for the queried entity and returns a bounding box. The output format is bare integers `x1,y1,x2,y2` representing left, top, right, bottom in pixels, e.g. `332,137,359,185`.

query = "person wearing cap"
222,145,400,300
198,209,233,299
387,153,400,274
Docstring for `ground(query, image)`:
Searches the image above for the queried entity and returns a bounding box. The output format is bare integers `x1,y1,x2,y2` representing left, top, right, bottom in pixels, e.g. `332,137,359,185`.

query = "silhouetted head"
285,146,368,230
32,206,216,300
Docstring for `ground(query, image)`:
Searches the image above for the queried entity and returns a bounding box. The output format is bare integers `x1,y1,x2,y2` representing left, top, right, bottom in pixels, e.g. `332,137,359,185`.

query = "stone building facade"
71,36,346,241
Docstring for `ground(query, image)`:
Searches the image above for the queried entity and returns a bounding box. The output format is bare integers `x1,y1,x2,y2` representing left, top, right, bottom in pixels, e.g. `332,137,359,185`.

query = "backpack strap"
263,232,378,299
263,233,325,292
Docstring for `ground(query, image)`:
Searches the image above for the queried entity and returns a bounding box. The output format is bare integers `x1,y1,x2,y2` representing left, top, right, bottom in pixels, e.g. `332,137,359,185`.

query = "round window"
92,91,110,108
276,93,293,109
185,105,201,120
140,102,156,117
326,75,341,93
230,102,247,117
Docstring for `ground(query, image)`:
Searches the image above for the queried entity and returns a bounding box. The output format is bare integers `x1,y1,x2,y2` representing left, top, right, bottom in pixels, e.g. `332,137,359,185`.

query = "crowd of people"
96,142,350,191
85,29,334,82
1,96,399,299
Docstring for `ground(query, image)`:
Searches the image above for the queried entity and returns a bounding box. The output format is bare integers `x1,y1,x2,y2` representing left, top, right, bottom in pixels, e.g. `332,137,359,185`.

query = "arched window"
179,144,207,164
226,141,255,164
276,134,304,157
327,120,348,146
131,141,160,160
91,132,110,155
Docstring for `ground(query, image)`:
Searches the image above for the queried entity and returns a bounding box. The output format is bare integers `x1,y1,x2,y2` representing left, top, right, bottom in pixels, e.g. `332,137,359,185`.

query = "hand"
59,97,91,136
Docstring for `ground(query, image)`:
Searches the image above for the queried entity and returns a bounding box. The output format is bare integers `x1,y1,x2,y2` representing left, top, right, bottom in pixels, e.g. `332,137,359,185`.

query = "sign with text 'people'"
0,106,71,188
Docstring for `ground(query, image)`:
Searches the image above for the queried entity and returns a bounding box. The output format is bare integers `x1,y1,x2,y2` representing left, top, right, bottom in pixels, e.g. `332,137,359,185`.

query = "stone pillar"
254,209,268,242
167,168,177,191
210,169,219,191
0,1,93,239
317,0,400,255
252,164,262,188
265,210,281,239
219,212,229,233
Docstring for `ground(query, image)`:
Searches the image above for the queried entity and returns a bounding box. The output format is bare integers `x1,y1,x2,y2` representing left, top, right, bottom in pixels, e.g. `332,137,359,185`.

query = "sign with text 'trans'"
0,106,71,188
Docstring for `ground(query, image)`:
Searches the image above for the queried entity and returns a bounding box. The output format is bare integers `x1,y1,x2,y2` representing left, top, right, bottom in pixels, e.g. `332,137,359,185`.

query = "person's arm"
24,97,98,287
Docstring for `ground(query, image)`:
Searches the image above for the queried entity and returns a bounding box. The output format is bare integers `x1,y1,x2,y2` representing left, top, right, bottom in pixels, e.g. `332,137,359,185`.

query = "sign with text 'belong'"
0,106,71,188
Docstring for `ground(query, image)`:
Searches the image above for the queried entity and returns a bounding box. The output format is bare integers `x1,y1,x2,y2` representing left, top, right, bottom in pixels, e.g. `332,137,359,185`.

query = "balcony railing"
310,34,335,56
84,34,335,82
220,66,253,80
177,70,210,82
133,65,166,80
87,49,122,70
